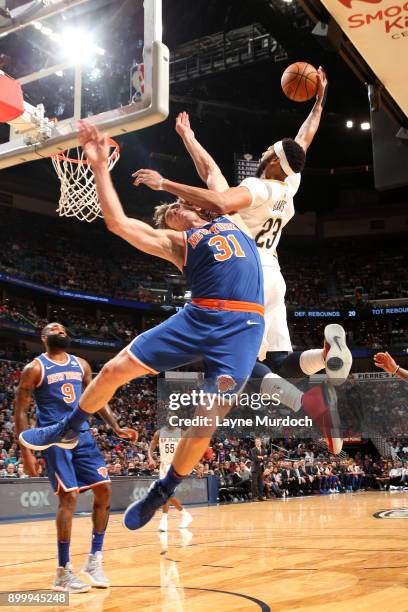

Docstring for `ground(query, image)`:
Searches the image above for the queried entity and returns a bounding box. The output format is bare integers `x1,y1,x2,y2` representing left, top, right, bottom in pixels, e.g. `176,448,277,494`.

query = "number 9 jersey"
33,353,88,431
238,174,301,356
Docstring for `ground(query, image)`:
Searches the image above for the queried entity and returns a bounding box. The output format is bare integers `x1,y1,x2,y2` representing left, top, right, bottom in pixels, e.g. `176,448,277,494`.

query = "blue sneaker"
19,421,79,451
123,480,173,531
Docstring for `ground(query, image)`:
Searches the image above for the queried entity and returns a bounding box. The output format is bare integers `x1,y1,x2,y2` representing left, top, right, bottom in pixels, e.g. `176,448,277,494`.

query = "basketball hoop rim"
50,137,120,165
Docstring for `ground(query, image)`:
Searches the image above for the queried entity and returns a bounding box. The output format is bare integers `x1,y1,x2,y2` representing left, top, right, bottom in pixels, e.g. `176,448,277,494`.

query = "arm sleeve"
240,177,277,209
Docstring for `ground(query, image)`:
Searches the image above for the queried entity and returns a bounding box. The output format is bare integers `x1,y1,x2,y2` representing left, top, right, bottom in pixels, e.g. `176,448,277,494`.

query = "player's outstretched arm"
175,111,230,192
78,121,185,270
133,169,252,214
14,361,41,476
374,352,408,382
294,67,328,153
80,358,138,441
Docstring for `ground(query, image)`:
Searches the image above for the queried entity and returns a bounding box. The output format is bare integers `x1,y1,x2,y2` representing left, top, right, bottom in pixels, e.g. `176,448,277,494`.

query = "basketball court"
1,492,408,611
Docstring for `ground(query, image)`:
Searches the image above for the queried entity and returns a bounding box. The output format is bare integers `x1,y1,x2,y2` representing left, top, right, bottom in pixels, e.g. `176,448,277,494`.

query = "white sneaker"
158,516,168,532
323,324,353,386
81,552,110,588
179,510,193,529
52,562,91,593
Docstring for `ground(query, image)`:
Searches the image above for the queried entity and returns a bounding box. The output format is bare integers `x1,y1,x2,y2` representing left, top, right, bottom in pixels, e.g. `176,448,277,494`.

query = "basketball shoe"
323,324,352,385
123,480,173,531
52,563,91,593
81,552,110,588
301,383,343,455
19,420,79,451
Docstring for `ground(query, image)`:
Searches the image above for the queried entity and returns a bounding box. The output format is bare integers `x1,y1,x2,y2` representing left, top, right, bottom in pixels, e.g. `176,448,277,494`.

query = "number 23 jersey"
238,174,301,268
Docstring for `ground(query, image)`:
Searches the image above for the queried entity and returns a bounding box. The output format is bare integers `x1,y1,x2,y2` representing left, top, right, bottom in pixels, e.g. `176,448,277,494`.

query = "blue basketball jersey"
183,216,263,304
33,353,88,430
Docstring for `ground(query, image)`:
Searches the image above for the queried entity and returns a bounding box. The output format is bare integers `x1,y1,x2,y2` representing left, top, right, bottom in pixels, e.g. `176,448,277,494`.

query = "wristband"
158,178,164,191
392,365,400,376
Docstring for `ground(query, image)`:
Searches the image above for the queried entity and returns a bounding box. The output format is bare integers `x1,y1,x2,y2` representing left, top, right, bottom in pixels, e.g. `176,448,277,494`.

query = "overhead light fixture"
361,122,370,130
346,120,353,128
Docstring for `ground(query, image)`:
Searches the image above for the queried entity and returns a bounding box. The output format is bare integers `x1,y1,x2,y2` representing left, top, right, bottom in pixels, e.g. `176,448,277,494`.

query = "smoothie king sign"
319,0,408,115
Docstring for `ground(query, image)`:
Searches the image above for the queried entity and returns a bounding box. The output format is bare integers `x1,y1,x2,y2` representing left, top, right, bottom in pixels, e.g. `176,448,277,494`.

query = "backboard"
0,0,169,169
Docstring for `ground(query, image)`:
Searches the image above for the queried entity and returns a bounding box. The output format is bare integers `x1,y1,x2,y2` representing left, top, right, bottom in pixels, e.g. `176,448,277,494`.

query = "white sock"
181,508,189,516
161,513,168,522
299,349,325,375
261,373,303,413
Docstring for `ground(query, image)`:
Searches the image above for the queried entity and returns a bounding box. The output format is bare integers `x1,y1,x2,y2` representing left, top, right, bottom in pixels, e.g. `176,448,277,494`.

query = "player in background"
374,352,408,381
15,322,137,593
148,426,193,531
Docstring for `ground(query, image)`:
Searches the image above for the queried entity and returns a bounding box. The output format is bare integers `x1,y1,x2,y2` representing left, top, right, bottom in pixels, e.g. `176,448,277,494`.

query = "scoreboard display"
234,155,259,184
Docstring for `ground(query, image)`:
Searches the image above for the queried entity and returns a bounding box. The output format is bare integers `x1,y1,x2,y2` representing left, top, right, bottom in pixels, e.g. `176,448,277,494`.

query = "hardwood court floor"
1,492,408,612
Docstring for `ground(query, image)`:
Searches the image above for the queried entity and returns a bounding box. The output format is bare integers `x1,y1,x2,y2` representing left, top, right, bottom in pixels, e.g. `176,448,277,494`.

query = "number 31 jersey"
239,175,301,268
33,353,88,429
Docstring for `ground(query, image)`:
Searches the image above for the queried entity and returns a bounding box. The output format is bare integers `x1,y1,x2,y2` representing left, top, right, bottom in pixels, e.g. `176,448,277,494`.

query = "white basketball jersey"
159,427,181,465
239,174,301,267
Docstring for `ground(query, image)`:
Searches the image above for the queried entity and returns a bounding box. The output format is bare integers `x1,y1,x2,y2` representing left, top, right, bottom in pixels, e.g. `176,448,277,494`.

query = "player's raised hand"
316,66,328,101
175,111,195,140
116,427,139,443
78,119,109,167
374,351,398,373
132,169,164,190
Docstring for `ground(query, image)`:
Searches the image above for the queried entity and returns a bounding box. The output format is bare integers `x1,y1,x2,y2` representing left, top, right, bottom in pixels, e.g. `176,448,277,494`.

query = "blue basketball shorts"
44,430,110,494
127,303,265,392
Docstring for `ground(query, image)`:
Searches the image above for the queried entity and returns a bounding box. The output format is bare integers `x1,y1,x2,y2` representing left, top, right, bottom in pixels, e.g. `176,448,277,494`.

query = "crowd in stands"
0,298,140,344
1,209,408,312
0,208,172,304
1,358,408,507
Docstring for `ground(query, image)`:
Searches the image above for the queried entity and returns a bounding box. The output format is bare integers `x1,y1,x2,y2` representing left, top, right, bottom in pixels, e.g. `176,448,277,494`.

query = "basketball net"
51,138,120,223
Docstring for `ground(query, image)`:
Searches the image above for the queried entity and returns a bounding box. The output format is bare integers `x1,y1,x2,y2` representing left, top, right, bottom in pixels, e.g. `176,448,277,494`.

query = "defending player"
148,426,193,531
19,121,337,532
15,322,137,592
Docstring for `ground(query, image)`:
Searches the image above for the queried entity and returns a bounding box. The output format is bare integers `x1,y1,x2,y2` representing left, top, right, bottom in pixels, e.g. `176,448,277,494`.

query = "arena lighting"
31,21,105,65
346,120,353,128
361,122,370,131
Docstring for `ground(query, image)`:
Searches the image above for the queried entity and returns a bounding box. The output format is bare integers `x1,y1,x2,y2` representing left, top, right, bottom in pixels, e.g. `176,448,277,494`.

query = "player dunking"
19,121,336,532
15,323,137,592
132,69,352,454
148,426,193,531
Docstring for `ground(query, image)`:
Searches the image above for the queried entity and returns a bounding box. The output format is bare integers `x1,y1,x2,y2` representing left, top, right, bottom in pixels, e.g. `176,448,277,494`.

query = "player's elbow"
211,194,230,214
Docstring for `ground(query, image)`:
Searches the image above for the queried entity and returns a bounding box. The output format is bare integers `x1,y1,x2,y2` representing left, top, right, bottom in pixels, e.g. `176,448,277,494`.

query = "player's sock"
161,465,185,496
58,540,70,567
91,530,105,555
251,361,271,378
64,406,91,432
263,351,289,373
299,349,325,375
261,373,303,413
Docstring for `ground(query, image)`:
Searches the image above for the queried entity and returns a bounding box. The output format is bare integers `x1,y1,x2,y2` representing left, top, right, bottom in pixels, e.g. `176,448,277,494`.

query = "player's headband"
273,140,295,177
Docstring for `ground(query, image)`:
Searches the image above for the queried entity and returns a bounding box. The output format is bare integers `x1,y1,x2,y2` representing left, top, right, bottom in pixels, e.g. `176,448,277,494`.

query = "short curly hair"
281,138,306,174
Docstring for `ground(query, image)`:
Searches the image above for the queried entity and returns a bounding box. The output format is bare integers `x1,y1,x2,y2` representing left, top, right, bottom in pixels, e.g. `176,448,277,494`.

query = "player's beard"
256,155,271,178
47,334,71,349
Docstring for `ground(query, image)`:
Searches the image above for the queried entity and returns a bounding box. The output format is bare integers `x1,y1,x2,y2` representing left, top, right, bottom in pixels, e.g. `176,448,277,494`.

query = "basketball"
281,62,318,102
